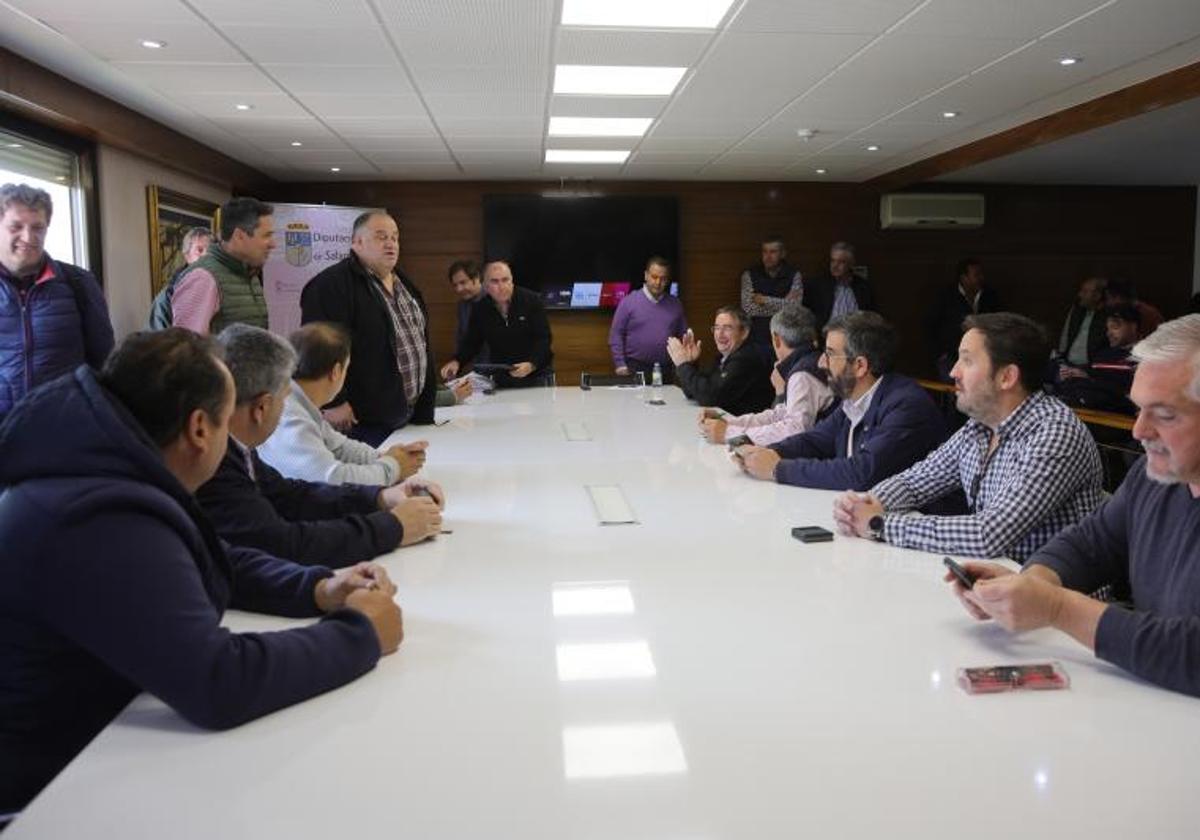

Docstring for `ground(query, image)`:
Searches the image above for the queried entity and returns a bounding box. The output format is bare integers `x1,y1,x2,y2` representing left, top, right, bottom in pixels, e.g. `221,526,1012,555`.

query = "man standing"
735,312,944,491
739,236,802,364
926,257,1002,380
804,241,875,330
447,259,488,366
0,328,399,815
440,260,554,388
942,315,1200,698
668,305,774,416
148,226,212,329
1058,276,1108,366
834,313,1104,562
609,255,687,381
301,212,437,445
0,182,114,422
171,197,273,334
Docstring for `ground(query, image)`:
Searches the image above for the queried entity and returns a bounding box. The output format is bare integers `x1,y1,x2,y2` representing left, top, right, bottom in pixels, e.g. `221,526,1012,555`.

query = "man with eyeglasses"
301,212,438,446
668,305,774,416
735,311,945,490
833,312,1103,561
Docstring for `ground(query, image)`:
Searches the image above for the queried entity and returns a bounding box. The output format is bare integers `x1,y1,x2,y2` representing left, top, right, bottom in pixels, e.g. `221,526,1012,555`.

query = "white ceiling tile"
452,150,543,165
263,64,418,95
298,94,426,119
9,0,196,22
1040,0,1200,45
344,135,451,151
40,20,244,62
409,65,546,97
375,164,464,179
730,0,923,34
377,0,555,66
220,25,395,63
187,93,310,118
631,151,716,164
206,116,330,138
112,62,279,95
324,116,438,136
446,136,543,150
364,149,456,164
637,135,740,152
555,28,713,66
439,117,546,136
187,0,376,28
424,92,545,119
897,0,1106,40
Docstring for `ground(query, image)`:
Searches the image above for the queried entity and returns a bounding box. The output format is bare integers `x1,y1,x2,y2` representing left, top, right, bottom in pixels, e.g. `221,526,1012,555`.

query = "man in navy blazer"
735,312,946,491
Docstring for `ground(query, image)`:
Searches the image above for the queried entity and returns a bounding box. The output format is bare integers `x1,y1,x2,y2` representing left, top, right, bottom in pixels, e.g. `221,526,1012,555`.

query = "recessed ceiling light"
866,144,880,151
545,149,630,164
234,103,253,111
942,110,959,119
796,128,816,140
6,143,22,148
290,141,303,147
329,167,341,172
548,116,653,137
55,175,66,181
1057,57,1081,66
561,0,735,28
140,39,166,49
554,65,687,96
815,168,827,174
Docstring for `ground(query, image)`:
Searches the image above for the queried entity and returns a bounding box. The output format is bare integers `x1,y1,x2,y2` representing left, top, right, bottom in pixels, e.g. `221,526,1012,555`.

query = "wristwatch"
867,514,885,542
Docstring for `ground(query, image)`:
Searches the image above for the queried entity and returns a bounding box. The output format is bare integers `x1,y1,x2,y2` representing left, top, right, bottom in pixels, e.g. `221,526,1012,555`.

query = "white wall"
96,145,230,338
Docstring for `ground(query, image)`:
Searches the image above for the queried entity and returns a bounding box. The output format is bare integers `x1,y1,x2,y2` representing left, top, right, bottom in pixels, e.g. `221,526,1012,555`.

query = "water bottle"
651,362,663,404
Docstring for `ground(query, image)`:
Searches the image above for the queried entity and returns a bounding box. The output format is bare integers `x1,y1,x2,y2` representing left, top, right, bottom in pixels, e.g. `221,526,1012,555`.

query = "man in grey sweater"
946,315,1200,697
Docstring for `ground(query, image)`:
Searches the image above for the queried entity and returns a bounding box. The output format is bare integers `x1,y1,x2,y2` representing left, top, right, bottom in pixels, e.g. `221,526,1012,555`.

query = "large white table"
10,387,1200,838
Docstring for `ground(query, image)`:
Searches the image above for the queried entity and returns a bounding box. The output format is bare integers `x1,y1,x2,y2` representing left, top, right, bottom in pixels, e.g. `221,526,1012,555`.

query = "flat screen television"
482,194,680,310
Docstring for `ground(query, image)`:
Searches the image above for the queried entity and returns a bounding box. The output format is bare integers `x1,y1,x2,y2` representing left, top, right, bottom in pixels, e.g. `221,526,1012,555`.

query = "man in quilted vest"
172,197,274,334
0,182,114,422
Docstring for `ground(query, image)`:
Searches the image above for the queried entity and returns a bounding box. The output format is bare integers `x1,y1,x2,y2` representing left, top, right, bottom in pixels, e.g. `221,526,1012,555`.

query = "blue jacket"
196,444,403,565
0,256,115,420
769,374,947,491
0,368,380,814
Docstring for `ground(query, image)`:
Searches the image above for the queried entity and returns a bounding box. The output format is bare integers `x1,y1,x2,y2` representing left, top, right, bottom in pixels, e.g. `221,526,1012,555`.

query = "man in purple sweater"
946,315,1200,697
608,255,687,381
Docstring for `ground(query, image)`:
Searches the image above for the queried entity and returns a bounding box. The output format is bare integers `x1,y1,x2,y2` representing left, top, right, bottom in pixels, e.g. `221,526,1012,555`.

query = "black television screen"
483,194,680,310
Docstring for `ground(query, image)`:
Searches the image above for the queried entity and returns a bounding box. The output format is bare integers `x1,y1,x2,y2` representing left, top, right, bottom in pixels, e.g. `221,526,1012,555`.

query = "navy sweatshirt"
0,368,381,813
1031,458,1200,697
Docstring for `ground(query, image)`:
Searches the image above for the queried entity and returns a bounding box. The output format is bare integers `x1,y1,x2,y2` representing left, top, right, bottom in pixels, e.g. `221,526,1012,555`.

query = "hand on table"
344,588,404,655
733,445,779,480
315,562,396,612
510,361,534,378
385,440,428,480
440,360,460,381
831,491,884,538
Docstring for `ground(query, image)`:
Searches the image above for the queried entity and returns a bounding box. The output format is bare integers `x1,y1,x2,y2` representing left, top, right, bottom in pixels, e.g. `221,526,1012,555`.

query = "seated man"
944,315,1200,697
0,329,401,816
198,324,443,566
609,255,687,381
699,304,835,445
441,259,554,389
1055,304,1140,414
1105,276,1163,338
834,313,1104,562
258,322,431,486
735,312,945,491
668,305,774,416
1058,276,1108,367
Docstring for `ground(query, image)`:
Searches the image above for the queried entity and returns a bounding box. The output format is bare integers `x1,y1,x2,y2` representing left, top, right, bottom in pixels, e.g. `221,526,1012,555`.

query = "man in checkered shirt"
833,312,1104,562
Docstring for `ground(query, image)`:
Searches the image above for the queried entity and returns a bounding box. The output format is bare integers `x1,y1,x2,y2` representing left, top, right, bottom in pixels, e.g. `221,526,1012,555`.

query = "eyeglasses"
821,349,854,361
711,325,738,334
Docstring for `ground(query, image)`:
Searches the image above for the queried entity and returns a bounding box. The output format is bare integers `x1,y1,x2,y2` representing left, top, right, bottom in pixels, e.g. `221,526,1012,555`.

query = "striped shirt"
372,272,427,404
871,391,1104,562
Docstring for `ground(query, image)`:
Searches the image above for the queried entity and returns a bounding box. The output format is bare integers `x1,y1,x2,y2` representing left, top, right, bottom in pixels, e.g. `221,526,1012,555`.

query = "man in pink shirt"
171,197,274,335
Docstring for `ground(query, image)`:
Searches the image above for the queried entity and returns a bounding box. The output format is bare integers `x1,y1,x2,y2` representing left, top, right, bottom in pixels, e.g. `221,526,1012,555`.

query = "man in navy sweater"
0,329,402,818
197,324,444,565
947,315,1200,697
735,311,945,490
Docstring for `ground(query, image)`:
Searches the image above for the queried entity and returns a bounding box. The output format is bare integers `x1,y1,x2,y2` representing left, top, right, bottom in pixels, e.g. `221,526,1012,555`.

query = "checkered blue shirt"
871,391,1104,562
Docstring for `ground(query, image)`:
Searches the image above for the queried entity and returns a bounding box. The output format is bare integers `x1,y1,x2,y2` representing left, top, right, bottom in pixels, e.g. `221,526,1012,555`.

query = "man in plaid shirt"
833,313,1104,562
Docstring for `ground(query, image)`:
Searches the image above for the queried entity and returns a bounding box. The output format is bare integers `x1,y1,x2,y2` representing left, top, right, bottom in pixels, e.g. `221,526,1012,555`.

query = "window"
0,126,89,269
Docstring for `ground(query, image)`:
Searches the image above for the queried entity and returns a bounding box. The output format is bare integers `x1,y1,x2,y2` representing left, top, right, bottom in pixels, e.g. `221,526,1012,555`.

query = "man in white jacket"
699,304,835,445
259,323,429,485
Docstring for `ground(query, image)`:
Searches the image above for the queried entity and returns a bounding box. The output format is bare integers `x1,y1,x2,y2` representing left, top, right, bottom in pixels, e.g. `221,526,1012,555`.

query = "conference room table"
10,386,1199,838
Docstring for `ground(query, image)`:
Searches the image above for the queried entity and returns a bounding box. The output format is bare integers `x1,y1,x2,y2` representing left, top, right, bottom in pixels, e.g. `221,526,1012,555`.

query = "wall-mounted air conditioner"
880,193,985,229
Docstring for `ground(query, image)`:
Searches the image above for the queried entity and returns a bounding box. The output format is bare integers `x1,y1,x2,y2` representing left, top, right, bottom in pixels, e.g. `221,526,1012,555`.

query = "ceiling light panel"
554,65,687,96
561,0,735,29
545,149,631,163
548,117,653,137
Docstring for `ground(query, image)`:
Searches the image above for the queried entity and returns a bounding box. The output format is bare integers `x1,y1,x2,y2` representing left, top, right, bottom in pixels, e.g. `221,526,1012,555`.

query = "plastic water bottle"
651,362,664,404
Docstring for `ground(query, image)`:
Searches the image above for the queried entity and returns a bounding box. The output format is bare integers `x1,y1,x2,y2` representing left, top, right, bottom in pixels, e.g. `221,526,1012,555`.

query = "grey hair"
830,241,855,260
215,324,296,405
1131,314,1200,401
182,226,212,251
769,304,819,349
825,311,898,377
1,183,53,220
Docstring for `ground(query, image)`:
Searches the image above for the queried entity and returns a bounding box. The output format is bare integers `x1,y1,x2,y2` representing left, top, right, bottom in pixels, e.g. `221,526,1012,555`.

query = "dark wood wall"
268,179,1196,383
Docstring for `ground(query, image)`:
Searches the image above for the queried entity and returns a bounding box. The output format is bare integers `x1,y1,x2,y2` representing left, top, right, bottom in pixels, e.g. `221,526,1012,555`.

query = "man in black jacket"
196,325,444,566
668,305,775,416
804,241,876,330
926,257,1003,380
439,259,554,388
300,212,437,446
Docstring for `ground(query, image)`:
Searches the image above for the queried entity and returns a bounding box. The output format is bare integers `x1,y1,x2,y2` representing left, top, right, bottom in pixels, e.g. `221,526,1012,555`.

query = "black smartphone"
791,526,833,543
726,434,751,449
943,556,977,589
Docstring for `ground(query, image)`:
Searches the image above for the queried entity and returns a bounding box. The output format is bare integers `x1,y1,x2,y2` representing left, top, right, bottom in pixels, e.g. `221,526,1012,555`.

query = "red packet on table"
957,662,1069,694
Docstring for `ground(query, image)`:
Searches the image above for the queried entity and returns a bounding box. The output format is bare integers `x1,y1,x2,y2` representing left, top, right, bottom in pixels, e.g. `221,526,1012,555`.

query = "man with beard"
934,314,1200,698
668,305,774,416
833,312,1103,562
735,311,944,490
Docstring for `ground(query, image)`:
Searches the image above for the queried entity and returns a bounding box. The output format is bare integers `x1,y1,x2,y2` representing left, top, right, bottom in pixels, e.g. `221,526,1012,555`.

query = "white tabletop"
11,387,1200,838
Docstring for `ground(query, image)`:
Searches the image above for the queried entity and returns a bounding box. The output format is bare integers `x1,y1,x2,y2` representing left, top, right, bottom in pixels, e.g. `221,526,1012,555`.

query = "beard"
828,368,858,400
1142,444,1184,485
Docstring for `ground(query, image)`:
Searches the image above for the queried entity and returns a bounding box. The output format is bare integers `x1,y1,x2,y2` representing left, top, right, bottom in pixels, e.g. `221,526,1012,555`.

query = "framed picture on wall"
146,185,219,297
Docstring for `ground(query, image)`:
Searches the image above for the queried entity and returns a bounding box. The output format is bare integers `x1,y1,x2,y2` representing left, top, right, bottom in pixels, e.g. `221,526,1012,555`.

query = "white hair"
1131,314,1200,401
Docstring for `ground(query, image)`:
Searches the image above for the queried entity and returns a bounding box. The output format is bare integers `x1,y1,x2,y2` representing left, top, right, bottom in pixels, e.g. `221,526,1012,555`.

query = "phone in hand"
943,556,977,589
726,434,751,449
792,526,834,544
